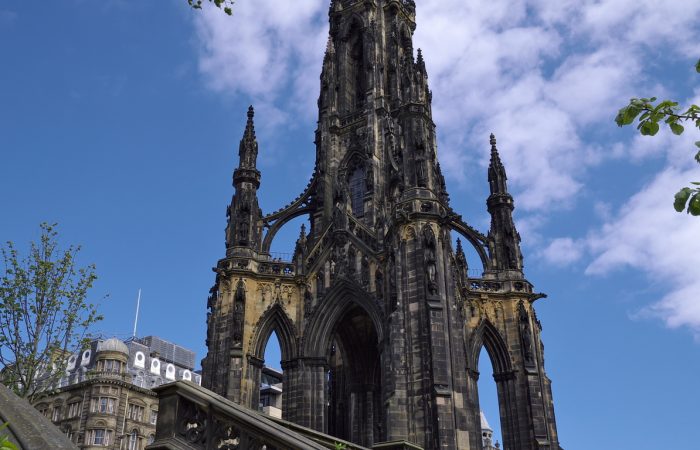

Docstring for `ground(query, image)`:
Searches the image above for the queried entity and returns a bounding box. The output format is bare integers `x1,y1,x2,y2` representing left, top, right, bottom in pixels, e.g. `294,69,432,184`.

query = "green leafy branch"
0,423,18,450
0,223,105,401
615,59,700,216
187,0,235,16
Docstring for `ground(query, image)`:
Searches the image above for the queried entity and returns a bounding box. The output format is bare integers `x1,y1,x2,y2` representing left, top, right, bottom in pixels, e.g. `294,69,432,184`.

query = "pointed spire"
416,48,426,73
324,35,335,59
238,105,259,170
486,133,522,273
298,224,307,244
488,133,508,195
455,238,468,276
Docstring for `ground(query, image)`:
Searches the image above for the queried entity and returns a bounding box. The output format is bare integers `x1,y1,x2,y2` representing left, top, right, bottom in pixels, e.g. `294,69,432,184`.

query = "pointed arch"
339,13,367,40
468,319,512,376
303,278,384,357
250,303,298,362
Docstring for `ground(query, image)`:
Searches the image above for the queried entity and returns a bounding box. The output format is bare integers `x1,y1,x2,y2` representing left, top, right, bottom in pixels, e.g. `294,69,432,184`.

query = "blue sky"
1,1,700,448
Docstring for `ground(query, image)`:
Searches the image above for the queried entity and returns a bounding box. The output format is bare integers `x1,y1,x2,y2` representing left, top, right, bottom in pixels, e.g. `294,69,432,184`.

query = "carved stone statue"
519,302,534,364
232,280,246,346
423,228,438,295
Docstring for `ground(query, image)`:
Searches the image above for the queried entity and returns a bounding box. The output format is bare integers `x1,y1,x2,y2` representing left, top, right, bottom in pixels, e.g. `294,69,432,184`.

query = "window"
149,409,158,425
147,434,155,445
97,359,122,373
134,351,145,369
127,403,144,422
88,429,113,446
127,429,139,450
52,406,62,422
98,385,119,395
36,404,49,417
349,167,365,217
67,401,81,418
91,397,116,414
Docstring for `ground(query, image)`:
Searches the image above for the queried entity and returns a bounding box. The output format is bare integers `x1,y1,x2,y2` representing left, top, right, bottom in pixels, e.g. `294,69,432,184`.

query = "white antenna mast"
132,289,142,338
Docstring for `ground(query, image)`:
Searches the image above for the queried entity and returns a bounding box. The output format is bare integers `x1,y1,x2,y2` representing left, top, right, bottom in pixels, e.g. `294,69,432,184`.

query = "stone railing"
146,381,358,450
0,383,77,450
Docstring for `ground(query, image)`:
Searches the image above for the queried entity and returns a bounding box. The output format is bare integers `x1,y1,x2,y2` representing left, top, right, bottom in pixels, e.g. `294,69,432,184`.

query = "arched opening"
343,20,366,112
450,231,485,279
469,321,516,450
327,303,381,447
260,331,284,419
478,349,503,450
267,214,311,261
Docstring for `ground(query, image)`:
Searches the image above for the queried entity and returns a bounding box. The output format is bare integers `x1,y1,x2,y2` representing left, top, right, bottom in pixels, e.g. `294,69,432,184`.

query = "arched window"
348,167,365,217
127,429,139,450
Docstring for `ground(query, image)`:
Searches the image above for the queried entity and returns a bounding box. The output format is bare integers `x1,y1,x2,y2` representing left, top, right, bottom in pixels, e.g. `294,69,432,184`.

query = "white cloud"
192,0,328,125
540,237,585,266
585,164,700,333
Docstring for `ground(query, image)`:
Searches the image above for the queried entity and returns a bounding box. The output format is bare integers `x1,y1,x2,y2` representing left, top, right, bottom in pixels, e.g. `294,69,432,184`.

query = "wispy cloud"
192,0,328,130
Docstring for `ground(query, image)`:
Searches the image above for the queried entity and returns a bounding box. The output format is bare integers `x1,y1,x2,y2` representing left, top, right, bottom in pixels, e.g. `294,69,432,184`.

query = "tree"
187,0,235,16
615,59,700,216
0,223,104,401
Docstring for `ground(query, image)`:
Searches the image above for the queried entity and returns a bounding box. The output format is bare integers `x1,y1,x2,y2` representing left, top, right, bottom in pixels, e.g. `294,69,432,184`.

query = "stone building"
259,366,283,419
31,336,200,450
480,411,501,450
201,1,561,449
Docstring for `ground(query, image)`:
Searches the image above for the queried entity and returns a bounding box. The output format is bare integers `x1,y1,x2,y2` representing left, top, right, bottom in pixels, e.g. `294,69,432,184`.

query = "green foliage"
0,423,18,450
187,0,234,15
333,443,348,450
0,223,104,401
616,59,700,215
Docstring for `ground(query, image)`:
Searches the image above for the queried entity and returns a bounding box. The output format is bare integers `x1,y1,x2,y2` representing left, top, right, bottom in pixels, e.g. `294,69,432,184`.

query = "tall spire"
486,133,523,273
488,133,508,195
226,106,262,253
238,105,258,170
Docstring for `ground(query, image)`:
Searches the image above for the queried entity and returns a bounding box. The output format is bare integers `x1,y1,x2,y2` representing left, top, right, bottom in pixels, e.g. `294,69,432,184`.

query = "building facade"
32,336,200,450
259,366,283,419
201,1,561,449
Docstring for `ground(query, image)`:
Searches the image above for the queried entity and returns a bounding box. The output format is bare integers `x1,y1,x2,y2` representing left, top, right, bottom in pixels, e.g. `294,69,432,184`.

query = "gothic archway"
303,280,384,447
326,303,381,446
249,304,297,418
468,320,521,450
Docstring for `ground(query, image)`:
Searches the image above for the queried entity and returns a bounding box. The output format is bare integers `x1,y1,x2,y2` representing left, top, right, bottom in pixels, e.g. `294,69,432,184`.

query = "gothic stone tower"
201,1,561,449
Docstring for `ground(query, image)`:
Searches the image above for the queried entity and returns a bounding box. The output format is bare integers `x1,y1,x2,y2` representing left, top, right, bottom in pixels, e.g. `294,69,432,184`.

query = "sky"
1,1,699,448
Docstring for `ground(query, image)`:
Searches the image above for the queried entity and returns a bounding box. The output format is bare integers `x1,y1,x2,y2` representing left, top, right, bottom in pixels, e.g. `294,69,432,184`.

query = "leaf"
696,58,700,73
616,105,641,126
688,193,700,216
670,122,684,135
639,121,660,136
674,187,692,212
696,150,700,164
